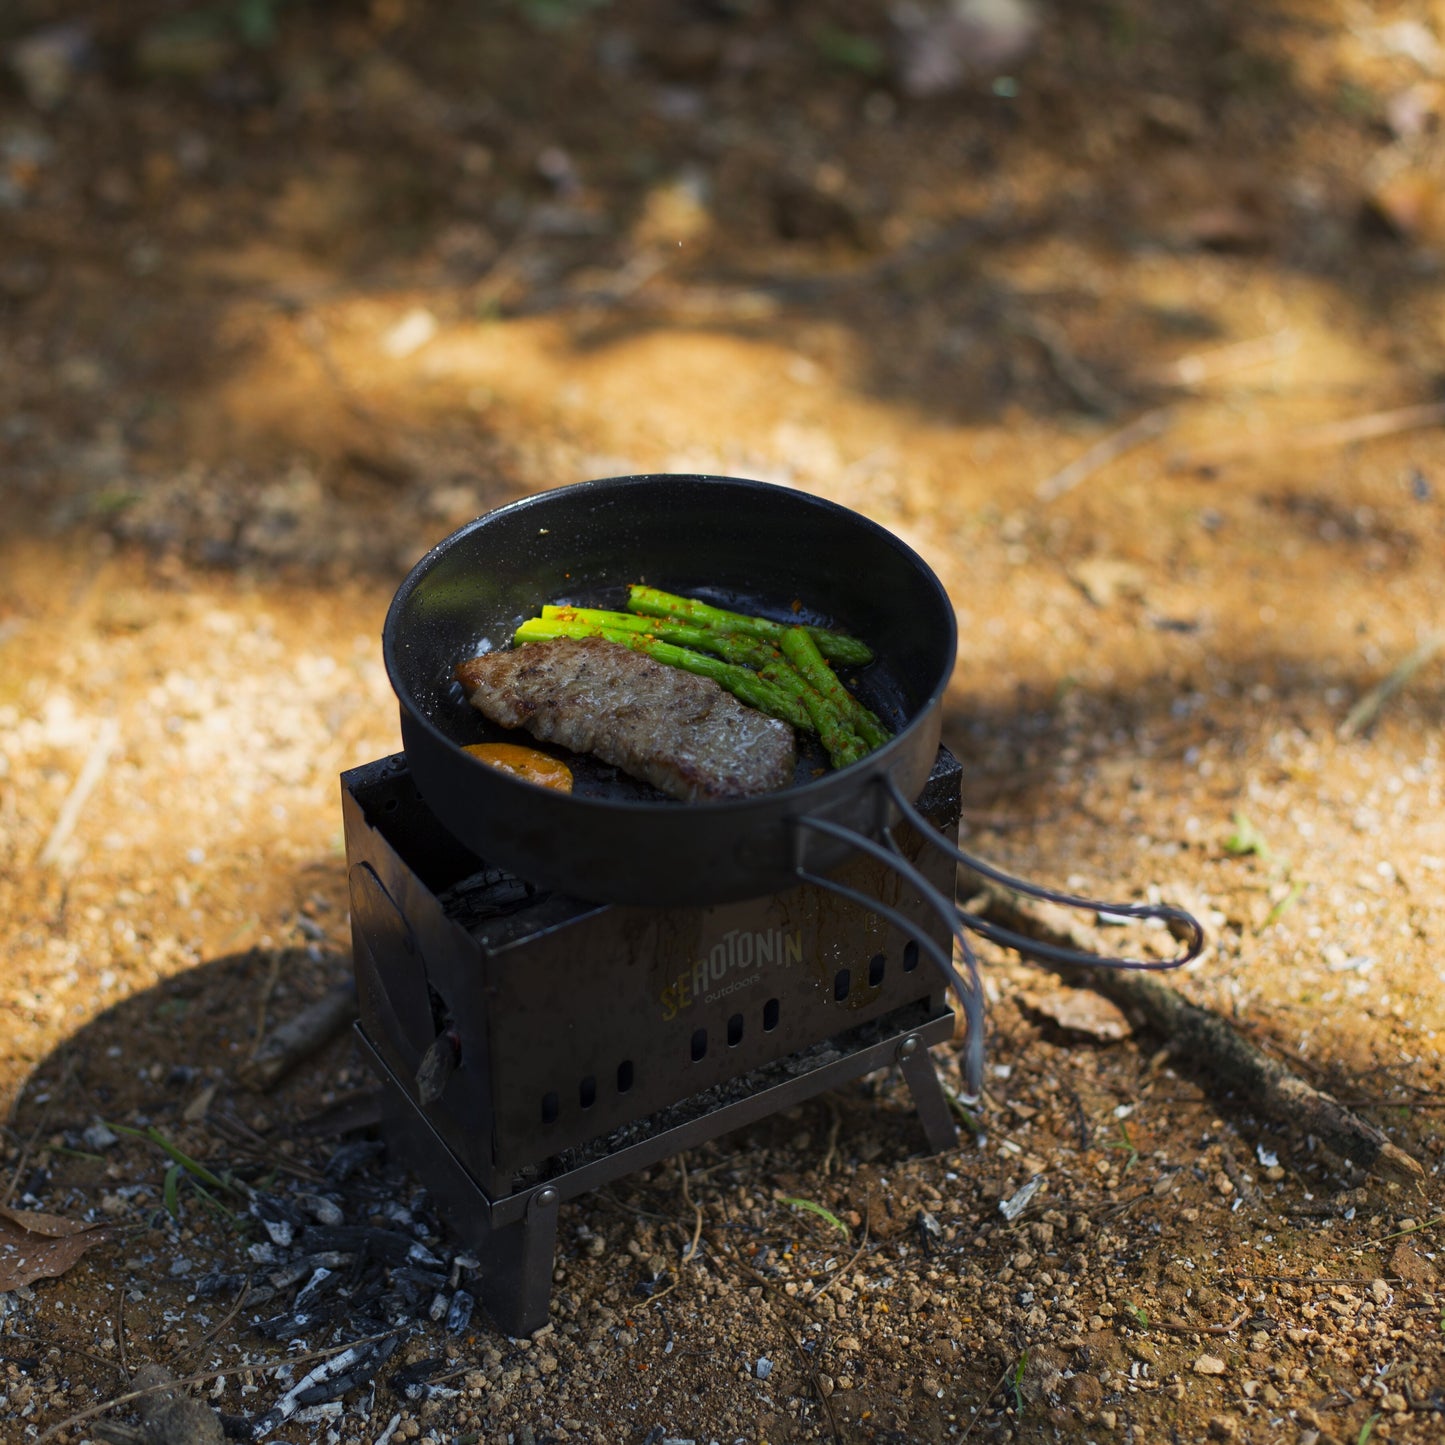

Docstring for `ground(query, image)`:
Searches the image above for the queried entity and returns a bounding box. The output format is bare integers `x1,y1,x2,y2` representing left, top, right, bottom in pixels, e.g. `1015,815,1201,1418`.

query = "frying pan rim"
382,472,959,815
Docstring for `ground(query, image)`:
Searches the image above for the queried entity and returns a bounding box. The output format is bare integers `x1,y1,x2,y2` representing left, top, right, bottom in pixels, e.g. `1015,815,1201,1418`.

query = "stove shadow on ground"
7,903,1439,1444
8,934,955,1288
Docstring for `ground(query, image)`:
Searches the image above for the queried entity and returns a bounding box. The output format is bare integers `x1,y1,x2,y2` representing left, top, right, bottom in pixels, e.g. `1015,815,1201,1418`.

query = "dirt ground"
3,0,1445,1441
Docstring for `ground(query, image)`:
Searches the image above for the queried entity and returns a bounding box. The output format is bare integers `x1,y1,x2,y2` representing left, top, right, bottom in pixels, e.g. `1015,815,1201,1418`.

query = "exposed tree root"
968,881,1428,1188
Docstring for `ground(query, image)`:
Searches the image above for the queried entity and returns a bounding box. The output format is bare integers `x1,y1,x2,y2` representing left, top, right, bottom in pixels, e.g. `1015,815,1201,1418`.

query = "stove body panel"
345,751,961,1192
342,749,964,1331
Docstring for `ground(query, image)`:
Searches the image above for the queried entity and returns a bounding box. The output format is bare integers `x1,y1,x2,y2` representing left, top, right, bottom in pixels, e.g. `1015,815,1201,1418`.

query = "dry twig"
807,1222,870,1305
247,952,284,1060
1228,1273,1394,1286
820,1101,842,1178
1352,1214,1444,1251
38,719,119,867
0,1332,128,1380
1150,329,1297,388
196,1281,251,1353
1150,1309,1249,1336
237,978,357,1091
958,1358,1019,1441
1009,311,1126,416
1171,398,1445,472
114,1290,130,1379
1338,634,1443,740
678,1152,704,1265
1035,408,1173,502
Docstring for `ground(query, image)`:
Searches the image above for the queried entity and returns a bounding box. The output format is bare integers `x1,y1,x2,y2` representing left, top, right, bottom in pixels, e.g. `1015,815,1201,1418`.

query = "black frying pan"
385,474,957,904
384,475,1204,1091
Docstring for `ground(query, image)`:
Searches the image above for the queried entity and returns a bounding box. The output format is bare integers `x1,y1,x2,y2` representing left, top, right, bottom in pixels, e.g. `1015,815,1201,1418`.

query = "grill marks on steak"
454,637,797,802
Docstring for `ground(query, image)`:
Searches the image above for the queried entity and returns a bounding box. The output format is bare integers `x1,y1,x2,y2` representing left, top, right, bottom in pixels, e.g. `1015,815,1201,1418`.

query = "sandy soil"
2,1,1444,1442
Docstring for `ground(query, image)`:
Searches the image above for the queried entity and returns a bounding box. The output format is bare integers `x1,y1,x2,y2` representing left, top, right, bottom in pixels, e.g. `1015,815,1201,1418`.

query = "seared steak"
455,636,796,802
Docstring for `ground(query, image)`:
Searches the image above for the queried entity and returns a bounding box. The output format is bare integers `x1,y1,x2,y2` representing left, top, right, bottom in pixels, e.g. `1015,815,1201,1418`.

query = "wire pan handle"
882,775,1207,974
793,781,1208,1103
796,813,986,1099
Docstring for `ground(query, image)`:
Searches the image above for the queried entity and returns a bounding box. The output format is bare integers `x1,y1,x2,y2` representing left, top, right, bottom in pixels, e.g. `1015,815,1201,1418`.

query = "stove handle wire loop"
794,815,985,1098
880,775,1207,974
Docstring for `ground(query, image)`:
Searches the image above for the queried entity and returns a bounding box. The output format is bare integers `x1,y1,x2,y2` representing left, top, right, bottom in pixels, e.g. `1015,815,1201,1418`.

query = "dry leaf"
1068,557,1146,609
0,1205,119,1291
1178,204,1271,252
1364,169,1445,247
1024,987,1132,1042
1388,1240,1439,1288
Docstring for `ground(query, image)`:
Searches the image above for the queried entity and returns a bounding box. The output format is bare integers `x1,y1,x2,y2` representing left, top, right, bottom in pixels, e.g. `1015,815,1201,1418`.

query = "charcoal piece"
262,1261,312,1293
370,1293,421,1326
252,1302,346,1340
324,1139,385,1182
293,1335,401,1405
414,1027,461,1106
267,1250,354,1291
390,1356,447,1401
294,1192,346,1226
387,1266,451,1308
445,1289,474,1333
915,1209,943,1257
193,1270,247,1299
249,1192,312,1247
436,867,545,928
260,1218,294,1248
249,1191,311,1227
293,1265,336,1308
246,1335,401,1437
296,1224,421,1265
375,1197,424,1231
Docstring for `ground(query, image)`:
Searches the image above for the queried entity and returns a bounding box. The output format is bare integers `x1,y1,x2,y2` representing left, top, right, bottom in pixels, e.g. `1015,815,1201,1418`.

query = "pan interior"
385,476,957,807
448,581,914,800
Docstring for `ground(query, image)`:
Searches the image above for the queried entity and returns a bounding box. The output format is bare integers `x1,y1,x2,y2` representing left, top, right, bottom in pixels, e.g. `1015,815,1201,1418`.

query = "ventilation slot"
727,1012,744,1047
834,967,851,1001
868,953,886,987
762,997,780,1031
617,1059,634,1094
540,1091,559,1125
903,940,920,972
579,1075,596,1110
690,1027,708,1062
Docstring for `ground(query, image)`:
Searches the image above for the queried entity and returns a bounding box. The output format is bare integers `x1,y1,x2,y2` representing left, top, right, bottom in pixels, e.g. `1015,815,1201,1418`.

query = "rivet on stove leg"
529,1186,560,1217
895,1035,920,1063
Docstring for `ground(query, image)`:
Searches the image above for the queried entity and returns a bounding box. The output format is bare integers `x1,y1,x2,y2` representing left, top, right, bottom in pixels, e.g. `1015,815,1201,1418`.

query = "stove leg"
896,1035,958,1154
478,1186,561,1338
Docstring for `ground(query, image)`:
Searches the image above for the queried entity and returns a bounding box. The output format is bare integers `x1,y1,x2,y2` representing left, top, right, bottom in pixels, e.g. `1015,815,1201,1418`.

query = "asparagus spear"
626,585,873,667
541,606,776,667
512,617,812,731
779,625,892,750
761,661,866,767
542,607,868,766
